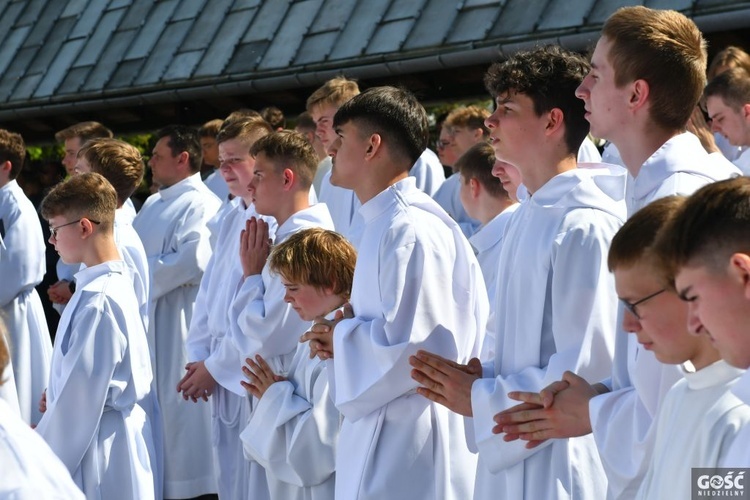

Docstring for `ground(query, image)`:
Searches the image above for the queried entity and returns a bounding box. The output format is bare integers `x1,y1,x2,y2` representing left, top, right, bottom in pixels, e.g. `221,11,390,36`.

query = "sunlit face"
328,121,369,190
575,36,631,143
62,137,82,175
310,103,339,153
47,215,83,264
218,139,255,200
450,126,483,160
675,261,750,369
706,95,749,147
491,159,522,202
437,127,458,167
200,136,219,168
281,279,342,322
615,261,713,368
73,156,92,175
148,137,182,189
248,151,286,217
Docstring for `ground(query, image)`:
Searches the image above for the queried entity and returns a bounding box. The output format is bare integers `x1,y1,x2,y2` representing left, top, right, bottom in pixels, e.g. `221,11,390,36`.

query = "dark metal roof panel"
0,46,38,100
294,31,339,65
181,0,232,52
328,1,390,60
134,18,194,85
163,50,204,80
82,28,138,91
537,0,597,31
172,0,206,21
69,1,109,39
259,0,322,70
124,0,179,60
0,2,26,48
489,0,548,37
120,0,157,31
447,5,502,44
16,0,46,26
366,19,414,55
11,74,43,101
107,58,146,89
194,7,259,77
75,8,127,68
23,1,66,48
110,0,133,8
58,66,93,95
225,40,270,74
34,38,86,98
28,17,77,75
464,0,506,6
588,0,644,24
383,0,427,22
0,26,31,77
310,0,358,33
61,0,88,18
232,0,261,9
403,0,460,50
648,0,692,10
242,0,291,43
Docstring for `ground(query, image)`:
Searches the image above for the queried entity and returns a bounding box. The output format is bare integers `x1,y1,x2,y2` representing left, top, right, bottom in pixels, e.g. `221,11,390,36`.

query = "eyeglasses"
49,218,100,239
435,140,453,150
620,289,666,320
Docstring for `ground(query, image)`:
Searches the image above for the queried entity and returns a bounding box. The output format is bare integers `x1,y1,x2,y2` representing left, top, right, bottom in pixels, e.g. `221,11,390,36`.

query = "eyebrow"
676,284,692,301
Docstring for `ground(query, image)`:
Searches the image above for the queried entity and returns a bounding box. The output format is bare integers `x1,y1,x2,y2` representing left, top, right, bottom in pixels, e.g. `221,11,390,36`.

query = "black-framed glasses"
49,218,100,239
620,289,666,320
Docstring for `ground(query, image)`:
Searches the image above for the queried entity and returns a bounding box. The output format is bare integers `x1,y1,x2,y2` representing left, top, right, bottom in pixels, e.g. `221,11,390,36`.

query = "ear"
178,151,190,168
545,108,565,136
469,177,481,198
472,127,484,141
729,253,750,300
282,168,295,190
366,133,382,159
742,103,750,121
0,160,11,176
79,218,97,240
629,79,650,112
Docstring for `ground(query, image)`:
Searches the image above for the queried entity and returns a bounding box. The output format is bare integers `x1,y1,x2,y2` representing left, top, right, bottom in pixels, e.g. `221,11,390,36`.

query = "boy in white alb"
241,227,354,500
178,116,275,500
0,128,52,425
652,178,750,470
37,173,156,499
303,86,488,499
410,46,625,499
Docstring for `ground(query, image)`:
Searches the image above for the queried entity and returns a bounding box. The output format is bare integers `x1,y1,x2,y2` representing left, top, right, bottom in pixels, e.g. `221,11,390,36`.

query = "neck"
690,337,723,371
272,190,311,227
523,154,577,195
82,235,121,269
356,167,409,205
615,126,681,178
476,197,516,225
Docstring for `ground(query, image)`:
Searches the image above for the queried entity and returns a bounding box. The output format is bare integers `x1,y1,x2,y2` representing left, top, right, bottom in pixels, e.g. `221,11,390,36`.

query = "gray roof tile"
259,0,322,70
181,0,232,52
366,19,414,55
587,0,643,24
464,0,505,6
24,1,66,48
403,0,459,50
61,0,88,18
135,19,194,85
384,0,427,22
294,31,339,65
225,40,269,74
172,0,207,21
162,50,204,80
75,8,128,68
124,0,179,60
34,38,87,98
0,26,30,76
10,74,43,101
310,0,357,33
0,46,38,97
0,2,28,47
328,1,389,60
195,7,259,77
110,0,133,8
107,58,145,89
538,0,598,31
120,0,157,31
648,0,692,10
57,66,93,94
69,0,110,39
231,0,261,10
242,0,291,43
82,28,138,91
28,17,77,74
489,0,548,37
447,5,502,44
16,0,46,26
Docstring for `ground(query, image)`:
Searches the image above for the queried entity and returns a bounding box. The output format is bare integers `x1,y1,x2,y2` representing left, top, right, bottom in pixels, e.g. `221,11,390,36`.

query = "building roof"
1,0,749,141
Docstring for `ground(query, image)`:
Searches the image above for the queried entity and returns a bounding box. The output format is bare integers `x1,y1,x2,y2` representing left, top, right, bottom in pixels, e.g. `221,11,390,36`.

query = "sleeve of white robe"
240,364,337,487
0,210,43,307
147,206,213,301
331,237,467,422
35,301,124,473
470,220,618,473
185,254,216,363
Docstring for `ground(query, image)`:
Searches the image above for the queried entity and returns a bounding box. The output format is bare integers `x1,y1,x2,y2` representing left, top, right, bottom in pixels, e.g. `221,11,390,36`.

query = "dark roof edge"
1,7,749,122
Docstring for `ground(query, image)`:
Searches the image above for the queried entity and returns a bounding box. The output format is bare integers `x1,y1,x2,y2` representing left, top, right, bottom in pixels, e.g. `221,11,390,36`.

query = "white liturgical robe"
133,173,220,498
636,360,750,500
722,370,750,467
0,179,52,425
433,172,481,238
35,261,156,500
410,147,445,196
471,164,627,500
591,132,742,499
241,317,339,500
330,177,488,500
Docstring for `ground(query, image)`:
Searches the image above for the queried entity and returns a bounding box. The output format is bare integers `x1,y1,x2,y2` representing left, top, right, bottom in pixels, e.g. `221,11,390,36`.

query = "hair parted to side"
653,176,750,286
704,68,750,109
269,227,357,299
0,129,26,180
55,121,113,143
78,138,144,206
199,119,224,138
444,106,491,137
249,130,318,188
306,76,360,113
484,45,590,154
608,195,686,273
454,142,509,199
154,125,202,173
216,115,274,147
41,172,117,230
602,6,707,131
708,46,750,81
333,86,429,165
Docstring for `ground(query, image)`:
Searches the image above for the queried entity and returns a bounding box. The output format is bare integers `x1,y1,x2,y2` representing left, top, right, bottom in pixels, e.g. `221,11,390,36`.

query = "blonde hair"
249,130,318,188
78,138,144,206
444,106,490,136
306,76,360,113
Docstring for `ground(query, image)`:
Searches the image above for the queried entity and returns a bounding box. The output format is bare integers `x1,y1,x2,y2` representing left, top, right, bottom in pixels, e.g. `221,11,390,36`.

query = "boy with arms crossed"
303,86,488,499
241,227,355,500
37,173,156,499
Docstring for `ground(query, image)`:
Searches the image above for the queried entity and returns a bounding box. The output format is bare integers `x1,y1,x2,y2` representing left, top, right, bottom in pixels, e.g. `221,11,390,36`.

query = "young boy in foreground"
36,173,156,499
241,227,355,500
609,195,750,499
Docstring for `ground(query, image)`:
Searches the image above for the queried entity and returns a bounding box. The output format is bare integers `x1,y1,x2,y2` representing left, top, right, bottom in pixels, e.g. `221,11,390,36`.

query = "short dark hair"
199,119,224,138
704,67,750,110
154,125,202,173
41,172,117,231
454,142,508,199
250,130,318,189
333,86,428,165
261,106,286,129
653,177,750,286
0,129,26,180
484,45,590,154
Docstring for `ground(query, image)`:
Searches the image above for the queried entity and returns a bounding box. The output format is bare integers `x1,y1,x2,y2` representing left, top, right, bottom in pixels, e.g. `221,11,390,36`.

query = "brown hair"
653,177,750,286
0,129,26,180
608,195,685,272
216,116,273,148
199,119,224,138
249,130,318,188
306,76,360,113
707,46,750,81
602,6,707,131
41,172,117,231
454,142,508,199
261,106,286,129
55,121,113,143
269,227,356,299
444,106,490,137
295,111,316,133
78,138,144,206
704,67,750,110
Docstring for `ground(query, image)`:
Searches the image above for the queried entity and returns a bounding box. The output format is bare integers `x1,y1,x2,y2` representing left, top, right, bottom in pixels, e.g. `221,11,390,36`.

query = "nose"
575,76,590,100
686,302,702,335
328,136,341,157
283,290,293,303
709,120,721,134
621,307,641,333
485,110,499,130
